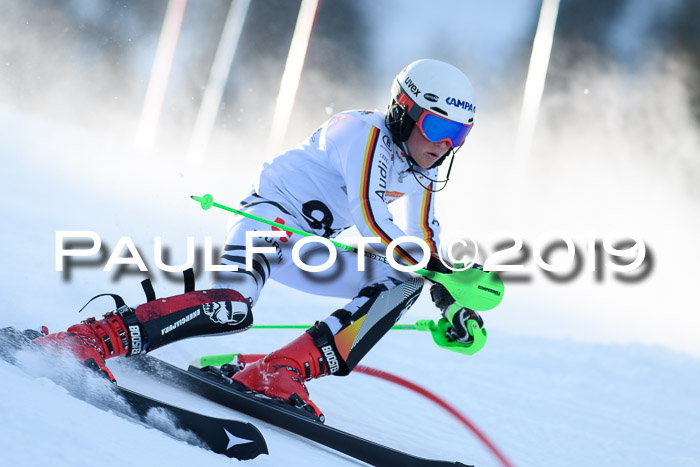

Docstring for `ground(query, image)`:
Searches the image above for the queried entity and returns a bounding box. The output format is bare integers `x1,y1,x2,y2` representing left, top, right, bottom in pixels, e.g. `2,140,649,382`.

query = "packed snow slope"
2,325,698,467
1,111,698,466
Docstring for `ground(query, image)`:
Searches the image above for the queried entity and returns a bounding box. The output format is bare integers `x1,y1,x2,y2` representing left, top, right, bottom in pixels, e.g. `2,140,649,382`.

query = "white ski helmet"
387,59,475,147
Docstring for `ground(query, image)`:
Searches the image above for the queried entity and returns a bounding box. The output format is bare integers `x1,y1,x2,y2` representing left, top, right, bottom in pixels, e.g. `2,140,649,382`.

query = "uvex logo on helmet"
445,97,475,113
403,76,421,97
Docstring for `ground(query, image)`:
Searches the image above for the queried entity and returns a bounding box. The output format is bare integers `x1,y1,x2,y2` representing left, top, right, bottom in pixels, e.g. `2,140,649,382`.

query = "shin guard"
133,288,252,353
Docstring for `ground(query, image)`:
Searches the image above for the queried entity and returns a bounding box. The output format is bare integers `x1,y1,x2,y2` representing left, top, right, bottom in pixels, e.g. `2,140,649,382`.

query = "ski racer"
34,59,484,421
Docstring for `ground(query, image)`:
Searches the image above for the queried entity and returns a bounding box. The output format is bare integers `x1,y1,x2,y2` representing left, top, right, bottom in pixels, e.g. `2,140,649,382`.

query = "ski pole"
191,193,503,311
242,324,428,330
246,322,486,355
199,319,486,365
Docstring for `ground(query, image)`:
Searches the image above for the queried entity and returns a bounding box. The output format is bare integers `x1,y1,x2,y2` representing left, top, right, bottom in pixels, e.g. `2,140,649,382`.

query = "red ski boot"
232,331,333,422
33,312,136,381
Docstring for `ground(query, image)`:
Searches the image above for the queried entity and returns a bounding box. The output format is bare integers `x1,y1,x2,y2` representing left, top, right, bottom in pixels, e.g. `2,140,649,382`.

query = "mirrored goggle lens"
418,112,472,146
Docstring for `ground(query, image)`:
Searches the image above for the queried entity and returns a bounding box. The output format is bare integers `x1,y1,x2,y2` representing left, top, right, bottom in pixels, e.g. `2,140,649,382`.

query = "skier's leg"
310,276,424,373
34,198,296,380
232,249,424,420
33,288,252,380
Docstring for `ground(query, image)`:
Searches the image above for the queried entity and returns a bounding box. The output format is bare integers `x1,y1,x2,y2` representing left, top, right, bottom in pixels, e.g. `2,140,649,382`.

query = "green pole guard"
191,193,504,312
420,268,503,311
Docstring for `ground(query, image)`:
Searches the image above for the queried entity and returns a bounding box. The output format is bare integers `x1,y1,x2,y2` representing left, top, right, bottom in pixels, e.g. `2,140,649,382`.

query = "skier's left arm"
404,190,486,345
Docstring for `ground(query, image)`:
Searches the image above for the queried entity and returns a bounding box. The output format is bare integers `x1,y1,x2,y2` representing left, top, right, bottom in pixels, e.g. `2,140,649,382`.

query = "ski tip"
221,421,269,460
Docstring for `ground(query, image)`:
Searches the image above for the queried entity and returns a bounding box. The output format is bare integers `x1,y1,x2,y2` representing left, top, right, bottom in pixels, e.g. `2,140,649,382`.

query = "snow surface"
1,110,699,467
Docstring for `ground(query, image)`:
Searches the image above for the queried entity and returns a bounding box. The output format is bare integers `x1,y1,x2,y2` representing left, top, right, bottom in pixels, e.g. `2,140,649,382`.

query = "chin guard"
406,150,455,192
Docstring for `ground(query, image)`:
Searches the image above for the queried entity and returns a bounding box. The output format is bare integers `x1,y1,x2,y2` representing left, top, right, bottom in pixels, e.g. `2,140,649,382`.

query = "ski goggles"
416,110,472,147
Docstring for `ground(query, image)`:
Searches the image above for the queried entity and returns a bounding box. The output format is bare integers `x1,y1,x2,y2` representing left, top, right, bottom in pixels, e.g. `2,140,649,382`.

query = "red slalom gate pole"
354,365,515,467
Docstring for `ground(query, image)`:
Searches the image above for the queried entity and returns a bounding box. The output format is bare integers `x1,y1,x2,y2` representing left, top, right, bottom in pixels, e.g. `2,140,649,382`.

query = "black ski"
133,355,473,467
0,327,268,461
106,385,267,460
